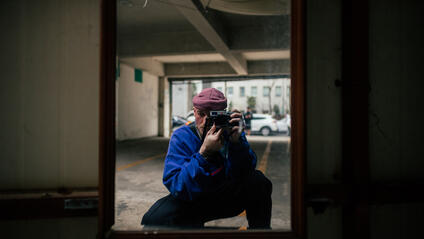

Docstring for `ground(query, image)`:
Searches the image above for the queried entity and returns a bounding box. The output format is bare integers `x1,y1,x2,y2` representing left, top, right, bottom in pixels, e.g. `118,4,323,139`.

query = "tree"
191,82,197,98
247,96,256,111
273,104,280,116
268,80,276,114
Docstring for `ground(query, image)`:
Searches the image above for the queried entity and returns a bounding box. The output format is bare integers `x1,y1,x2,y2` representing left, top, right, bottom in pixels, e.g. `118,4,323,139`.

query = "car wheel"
260,127,271,136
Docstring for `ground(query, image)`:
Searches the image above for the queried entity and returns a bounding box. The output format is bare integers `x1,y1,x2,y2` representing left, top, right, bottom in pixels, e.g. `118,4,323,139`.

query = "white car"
250,114,278,136
185,110,195,123
277,114,291,135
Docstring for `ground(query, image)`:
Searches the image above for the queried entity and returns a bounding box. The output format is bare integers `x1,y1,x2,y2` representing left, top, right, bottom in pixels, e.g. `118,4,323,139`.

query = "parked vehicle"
186,110,195,122
277,114,291,135
172,116,188,129
251,114,278,136
286,114,291,136
277,118,288,133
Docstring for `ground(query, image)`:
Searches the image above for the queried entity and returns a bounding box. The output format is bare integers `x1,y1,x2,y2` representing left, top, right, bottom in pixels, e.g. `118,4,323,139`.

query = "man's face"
193,107,210,131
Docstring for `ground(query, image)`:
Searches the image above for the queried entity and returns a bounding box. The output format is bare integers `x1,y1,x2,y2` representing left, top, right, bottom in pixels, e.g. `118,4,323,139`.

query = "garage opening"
114,75,292,230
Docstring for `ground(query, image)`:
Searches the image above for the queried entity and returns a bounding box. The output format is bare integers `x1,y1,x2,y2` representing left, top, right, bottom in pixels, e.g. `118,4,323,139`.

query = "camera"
201,111,245,141
205,111,241,130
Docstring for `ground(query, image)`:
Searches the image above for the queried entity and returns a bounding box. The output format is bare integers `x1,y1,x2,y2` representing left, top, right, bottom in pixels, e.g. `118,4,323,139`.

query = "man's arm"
227,111,257,169
162,130,222,201
229,132,257,170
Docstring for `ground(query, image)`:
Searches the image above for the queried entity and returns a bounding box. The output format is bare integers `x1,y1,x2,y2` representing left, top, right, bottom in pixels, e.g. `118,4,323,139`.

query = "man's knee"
141,195,173,226
141,204,163,226
249,170,273,195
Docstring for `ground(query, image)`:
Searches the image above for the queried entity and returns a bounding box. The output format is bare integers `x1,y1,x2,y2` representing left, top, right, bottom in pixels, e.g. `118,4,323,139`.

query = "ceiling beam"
173,0,248,75
165,62,235,77
165,60,289,77
118,31,215,57
121,57,165,76
248,60,290,75
118,28,289,57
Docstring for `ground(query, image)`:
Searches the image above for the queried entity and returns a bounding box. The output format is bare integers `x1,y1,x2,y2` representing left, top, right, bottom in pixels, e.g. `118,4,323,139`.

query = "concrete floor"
113,135,291,231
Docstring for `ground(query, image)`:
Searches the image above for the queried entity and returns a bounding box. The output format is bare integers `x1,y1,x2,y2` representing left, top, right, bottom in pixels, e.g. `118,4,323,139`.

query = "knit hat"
192,88,227,110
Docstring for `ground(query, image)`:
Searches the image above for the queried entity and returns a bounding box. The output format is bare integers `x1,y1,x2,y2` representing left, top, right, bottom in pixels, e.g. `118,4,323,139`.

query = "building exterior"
212,78,290,115
171,80,202,117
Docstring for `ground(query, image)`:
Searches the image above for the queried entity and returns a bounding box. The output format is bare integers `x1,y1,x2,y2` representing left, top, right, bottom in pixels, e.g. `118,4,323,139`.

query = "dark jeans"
141,170,272,229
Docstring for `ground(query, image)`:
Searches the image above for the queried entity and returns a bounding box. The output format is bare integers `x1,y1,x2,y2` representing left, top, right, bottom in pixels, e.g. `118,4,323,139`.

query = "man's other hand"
229,110,243,143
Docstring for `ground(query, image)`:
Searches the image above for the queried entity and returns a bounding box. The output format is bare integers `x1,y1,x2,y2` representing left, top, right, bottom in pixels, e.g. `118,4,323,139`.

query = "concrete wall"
164,78,171,137
306,0,424,238
369,0,424,183
116,63,159,140
368,0,424,237
306,0,343,238
1,217,97,239
306,0,343,186
0,0,100,189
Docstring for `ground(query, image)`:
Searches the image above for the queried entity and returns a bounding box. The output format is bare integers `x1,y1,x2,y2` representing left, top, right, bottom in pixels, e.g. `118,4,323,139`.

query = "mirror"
113,0,291,231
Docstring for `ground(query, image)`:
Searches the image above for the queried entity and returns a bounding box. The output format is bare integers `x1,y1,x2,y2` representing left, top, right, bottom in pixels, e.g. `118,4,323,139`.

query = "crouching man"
141,88,272,229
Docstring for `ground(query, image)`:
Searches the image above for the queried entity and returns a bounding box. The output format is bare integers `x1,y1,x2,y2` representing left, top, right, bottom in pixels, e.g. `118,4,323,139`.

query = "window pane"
228,86,233,96
276,86,282,97
240,86,245,97
251,86,257,96
263,86,270,97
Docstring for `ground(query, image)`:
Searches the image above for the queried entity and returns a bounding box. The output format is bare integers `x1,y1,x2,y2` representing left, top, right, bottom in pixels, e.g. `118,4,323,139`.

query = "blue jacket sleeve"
162,130,220,201
228,132,257,170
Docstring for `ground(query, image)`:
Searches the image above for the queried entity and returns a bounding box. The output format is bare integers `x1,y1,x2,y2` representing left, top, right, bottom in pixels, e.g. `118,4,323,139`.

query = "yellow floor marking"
257,140,272,174
116,153,165,172
239,140,272,217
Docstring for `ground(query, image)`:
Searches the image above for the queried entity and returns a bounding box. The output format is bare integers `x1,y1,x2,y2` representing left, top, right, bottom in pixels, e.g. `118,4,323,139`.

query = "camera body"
205,111,239,130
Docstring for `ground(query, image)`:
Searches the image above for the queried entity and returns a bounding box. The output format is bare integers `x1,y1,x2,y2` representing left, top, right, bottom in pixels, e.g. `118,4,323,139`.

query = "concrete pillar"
158,77,165,136
164,77,171,137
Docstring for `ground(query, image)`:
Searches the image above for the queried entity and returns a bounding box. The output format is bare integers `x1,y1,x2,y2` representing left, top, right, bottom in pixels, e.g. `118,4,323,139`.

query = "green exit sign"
135,68,143,83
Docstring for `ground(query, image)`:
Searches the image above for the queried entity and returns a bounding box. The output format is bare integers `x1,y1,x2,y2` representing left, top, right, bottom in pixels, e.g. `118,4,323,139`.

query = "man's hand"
229,110,243,143
199,124,223,159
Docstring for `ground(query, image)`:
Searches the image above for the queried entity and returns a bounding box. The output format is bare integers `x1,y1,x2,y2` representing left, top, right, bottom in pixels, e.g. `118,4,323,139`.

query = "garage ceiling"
117,0,290,77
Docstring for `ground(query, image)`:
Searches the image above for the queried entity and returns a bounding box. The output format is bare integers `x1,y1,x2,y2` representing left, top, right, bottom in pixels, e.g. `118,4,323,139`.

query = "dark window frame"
98,0,306,238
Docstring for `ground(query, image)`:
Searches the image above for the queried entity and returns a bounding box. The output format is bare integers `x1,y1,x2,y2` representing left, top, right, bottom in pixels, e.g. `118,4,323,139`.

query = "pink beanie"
192,88,227,110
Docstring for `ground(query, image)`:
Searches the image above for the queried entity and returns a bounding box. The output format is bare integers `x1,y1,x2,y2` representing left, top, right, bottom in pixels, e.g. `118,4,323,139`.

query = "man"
141,88,272,229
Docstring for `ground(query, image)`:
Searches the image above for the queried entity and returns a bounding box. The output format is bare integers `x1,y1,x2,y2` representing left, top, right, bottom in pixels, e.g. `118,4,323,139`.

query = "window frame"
240,86,246,97
227,86,234,96
251,86,258,97
263,86,270,97
98,0,306,238
276,86,282,97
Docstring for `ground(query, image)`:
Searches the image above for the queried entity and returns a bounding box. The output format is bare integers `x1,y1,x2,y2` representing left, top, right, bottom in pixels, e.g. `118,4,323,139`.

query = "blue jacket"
163,125,257,201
